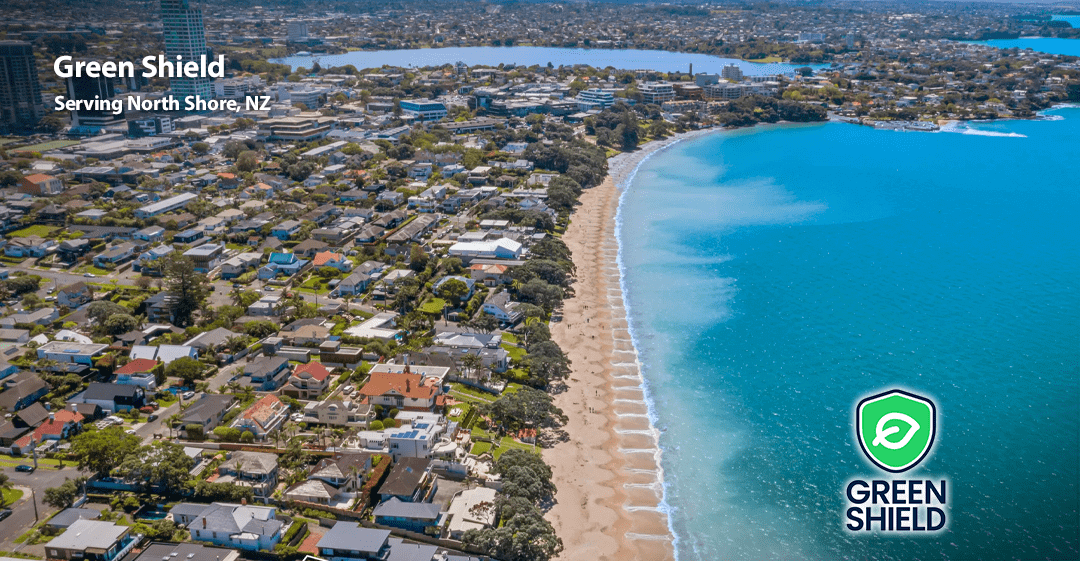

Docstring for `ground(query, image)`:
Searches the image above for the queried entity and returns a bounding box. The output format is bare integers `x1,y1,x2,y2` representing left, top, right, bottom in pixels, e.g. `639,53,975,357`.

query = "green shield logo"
856,389,936,473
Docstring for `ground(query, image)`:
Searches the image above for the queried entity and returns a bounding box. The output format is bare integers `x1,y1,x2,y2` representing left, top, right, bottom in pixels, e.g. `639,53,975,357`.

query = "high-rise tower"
161,0,214,99
0,41,44,131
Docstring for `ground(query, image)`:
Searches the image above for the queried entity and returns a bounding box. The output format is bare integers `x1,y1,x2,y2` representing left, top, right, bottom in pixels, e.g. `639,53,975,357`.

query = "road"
0,465,86,548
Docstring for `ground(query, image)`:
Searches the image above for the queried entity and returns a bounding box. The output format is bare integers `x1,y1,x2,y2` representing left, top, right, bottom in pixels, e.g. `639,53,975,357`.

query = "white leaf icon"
872,412,921,450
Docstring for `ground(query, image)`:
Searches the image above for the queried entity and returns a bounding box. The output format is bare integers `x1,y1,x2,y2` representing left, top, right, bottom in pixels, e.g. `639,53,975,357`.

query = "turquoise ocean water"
968,37,1080,56
618,111,1080,561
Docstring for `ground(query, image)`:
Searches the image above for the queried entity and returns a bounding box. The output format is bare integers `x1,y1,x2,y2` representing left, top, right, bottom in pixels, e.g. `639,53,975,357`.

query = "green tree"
161,253,210,327
487,388,566,432
117,441,194,493
191,142,210,155
104,313,139,335
237,150,259,173
166,357,204,388
87,300,128,325
437,278,470,308
70,427,141,476
43,477,86,509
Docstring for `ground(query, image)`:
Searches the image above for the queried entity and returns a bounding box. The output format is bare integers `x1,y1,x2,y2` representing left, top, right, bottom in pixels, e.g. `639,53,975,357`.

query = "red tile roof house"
14,410,85,452
311,251,353,273
19,173,64,196
281,362,332,400
233,395,290,439
114,358,160,390
358,372,440,412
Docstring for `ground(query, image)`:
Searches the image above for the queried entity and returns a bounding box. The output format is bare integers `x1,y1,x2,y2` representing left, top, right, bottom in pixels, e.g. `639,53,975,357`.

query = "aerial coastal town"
0,0,1076,561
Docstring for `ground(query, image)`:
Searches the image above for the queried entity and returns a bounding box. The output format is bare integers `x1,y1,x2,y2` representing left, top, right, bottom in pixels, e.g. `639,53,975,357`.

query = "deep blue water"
271,46,824,75
619,111,1080,561
968,37,1080,56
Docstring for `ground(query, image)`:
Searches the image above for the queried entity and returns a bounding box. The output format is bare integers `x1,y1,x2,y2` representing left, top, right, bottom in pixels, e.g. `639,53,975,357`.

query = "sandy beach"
544,130,714,561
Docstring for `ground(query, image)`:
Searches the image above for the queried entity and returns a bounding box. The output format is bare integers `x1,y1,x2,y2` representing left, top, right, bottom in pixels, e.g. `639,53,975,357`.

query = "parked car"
182,391,195,400
0,509,11,521
83,273,96,278
15,464,34,473
147,414,158,422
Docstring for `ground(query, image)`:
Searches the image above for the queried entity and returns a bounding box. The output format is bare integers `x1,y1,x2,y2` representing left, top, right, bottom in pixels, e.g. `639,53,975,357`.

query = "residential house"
318,341,364,368
56,282,93,308
359,372,440,412
271,220,302,240
5,236,56,258
114,358,159,390
445,486,498,539
482,291,522,324
216,451,280,501
183,243,225,273
0,329,28,343
183,503,283,551
125,542,240,561
44,520,137,561
0,373,49,411
57,239,92,262
45,508,101,532
447,237,523,262
143,292,179,322
93,242,137,267
220,253,262,279
13,409,85,451
283,478,348,507
172,229,204,245
258,252,307,279
133,226,165,243
129,344,198,365
36,341,108,365
468,263,511,287
288,323,330,347
335,271,372,296
179,394,236,437
312,251,352,273
71,382,145,413
372,497,443,533
316,523,392,561
133,244,174,275
19,173,64,196
378,457,437,503
293,239,329,259
185,327,242,354
281,362,332,400
2,308,59,327
240,356,290,391
302,399,373,428
233,394,289,438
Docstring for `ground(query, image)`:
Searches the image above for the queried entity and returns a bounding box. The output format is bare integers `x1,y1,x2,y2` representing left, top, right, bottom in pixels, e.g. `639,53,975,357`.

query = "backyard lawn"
8,225,58,238
2,487,23,506
418,298,447,315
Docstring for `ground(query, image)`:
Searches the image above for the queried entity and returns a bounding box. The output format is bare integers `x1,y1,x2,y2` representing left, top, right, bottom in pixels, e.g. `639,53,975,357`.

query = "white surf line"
626,533,674,542
611,132,715,561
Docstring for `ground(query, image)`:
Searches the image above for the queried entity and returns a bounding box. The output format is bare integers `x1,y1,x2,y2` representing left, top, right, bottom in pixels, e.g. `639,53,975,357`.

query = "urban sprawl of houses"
0,1,1077,561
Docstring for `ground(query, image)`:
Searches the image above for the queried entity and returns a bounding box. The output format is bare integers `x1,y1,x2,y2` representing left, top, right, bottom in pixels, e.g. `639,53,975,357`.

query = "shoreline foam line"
611,127,721,561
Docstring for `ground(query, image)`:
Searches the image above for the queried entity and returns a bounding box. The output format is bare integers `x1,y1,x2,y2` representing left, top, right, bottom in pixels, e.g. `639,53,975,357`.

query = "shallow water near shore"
618,109,1080,560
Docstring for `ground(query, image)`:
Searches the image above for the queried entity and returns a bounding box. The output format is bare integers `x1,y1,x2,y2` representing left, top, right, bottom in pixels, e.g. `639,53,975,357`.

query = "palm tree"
0,474,12,507
460,353,484,381
167,413,181,439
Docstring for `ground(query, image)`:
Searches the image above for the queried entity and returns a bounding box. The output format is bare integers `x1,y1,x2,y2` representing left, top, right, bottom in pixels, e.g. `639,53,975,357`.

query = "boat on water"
870,120,940,132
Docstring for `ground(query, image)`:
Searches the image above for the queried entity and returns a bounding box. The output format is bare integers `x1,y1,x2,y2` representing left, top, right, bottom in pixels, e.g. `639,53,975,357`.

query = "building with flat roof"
575,88,615,111
399,99,447,122
135,192,198,219
638,81,676,104
183,242,225,272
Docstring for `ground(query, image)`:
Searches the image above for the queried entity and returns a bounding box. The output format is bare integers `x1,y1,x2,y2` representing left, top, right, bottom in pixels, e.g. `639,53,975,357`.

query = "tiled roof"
312,251,345,267
359,372,436,400
115,358,158,375
293,362,331,382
